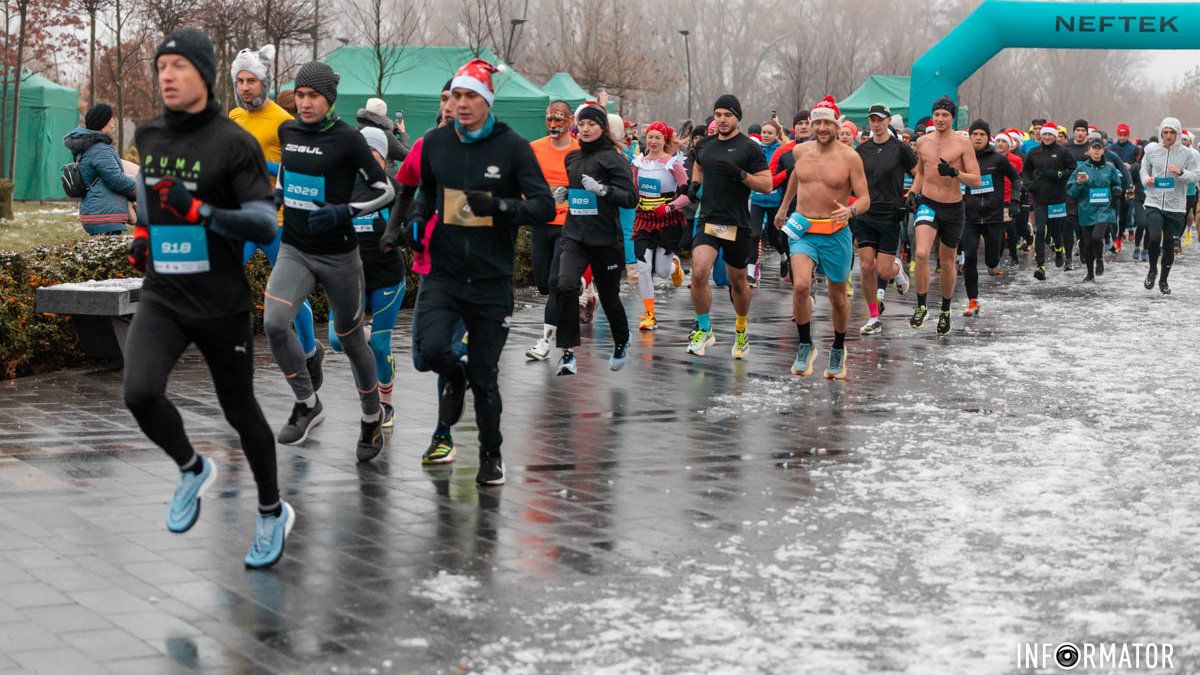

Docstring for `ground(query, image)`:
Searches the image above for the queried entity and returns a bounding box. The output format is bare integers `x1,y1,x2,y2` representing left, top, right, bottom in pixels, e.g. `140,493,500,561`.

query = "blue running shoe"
609,343,629,371
824,347,847,380
790,343,818,377
244,502,295,569
166,456,217,534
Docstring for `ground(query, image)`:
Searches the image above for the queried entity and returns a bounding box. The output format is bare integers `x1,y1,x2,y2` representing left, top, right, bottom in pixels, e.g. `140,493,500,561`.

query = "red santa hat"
1040,121,1059,137
810,95,840,123
451,58,505,106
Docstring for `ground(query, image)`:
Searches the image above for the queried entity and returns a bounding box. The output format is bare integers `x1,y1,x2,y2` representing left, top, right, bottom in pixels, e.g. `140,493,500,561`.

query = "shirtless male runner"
774,96,870,379
907,96,981,336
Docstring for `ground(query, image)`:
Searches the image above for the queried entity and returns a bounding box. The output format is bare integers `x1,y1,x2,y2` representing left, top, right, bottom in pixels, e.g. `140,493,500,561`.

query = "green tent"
840,74,968,129
2,73,79,200
295,46,550,140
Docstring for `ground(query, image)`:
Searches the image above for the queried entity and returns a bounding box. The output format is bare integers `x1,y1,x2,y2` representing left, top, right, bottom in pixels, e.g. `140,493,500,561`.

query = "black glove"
685,181,701,202
465,190,501,217
386,218,421,252
905,191,921,213
308,201,351,233
273,188,284,210
153,175,203,223
937,158,959,178
1007,200,1019,220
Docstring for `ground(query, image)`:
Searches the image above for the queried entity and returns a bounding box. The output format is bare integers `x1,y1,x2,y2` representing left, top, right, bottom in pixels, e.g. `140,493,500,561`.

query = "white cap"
365,97,387,118
360,126,389,159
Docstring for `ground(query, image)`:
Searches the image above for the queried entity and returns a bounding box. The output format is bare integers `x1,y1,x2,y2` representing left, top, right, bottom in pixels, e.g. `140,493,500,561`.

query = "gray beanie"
294,61,339,104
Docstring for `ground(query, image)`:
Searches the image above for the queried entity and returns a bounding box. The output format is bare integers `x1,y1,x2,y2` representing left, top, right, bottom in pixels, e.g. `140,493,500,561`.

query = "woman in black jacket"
550,104,639,375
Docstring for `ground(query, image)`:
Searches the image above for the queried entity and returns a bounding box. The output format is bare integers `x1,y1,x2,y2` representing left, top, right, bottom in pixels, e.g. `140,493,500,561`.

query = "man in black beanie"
125,27,292,568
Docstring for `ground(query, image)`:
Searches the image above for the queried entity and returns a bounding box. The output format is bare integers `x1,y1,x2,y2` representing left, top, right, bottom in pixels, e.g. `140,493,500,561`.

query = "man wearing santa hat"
408,58,554,486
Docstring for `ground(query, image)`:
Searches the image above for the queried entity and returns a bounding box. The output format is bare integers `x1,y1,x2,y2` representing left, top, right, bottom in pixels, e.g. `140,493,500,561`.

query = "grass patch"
0,201,85,253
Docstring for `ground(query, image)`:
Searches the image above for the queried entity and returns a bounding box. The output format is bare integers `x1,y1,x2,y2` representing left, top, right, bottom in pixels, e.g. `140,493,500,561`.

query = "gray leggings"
264,244,380,415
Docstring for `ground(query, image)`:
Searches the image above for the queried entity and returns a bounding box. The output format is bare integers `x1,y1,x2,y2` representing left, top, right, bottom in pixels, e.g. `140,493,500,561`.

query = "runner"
791,110,812,143
1140,116,1200,295
549,103,638,374
409,58,554,485
227,45,322,388
631,121,688,331
747,120,787,287
961,120,1019,317
854,103,915,335
993,133,1025,266
1067,138,1122,282
1109,123,1138,249
124,28,291,568
773,95,870,378
684,94,772,358
1020,121,1077,281
265,61,395,461
525,100,579,361
907,96,982,336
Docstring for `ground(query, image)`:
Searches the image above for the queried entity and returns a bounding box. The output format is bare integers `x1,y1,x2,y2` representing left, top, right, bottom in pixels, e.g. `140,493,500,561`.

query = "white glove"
581,174,608,197
553,186,568,204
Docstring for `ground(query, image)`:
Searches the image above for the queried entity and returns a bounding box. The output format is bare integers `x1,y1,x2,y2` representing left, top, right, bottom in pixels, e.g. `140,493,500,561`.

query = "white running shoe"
893,257,910,295
525,337,552,361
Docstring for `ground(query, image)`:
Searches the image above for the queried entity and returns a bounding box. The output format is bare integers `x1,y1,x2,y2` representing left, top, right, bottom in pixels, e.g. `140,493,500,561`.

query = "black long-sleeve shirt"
966,148,1020,223
563,147,638,248
1021,142,1078,204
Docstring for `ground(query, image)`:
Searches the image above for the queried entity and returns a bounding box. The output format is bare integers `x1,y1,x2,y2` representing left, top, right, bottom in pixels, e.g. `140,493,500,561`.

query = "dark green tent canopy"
542,72,591,108
4,72,79,200
840,74,968,129
293,46,550,139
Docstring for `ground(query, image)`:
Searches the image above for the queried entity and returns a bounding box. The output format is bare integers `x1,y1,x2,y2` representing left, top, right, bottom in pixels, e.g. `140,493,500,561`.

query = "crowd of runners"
114,28,1199,568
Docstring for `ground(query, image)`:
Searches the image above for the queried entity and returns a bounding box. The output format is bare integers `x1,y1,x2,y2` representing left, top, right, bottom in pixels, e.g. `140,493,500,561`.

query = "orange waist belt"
804,217,847,235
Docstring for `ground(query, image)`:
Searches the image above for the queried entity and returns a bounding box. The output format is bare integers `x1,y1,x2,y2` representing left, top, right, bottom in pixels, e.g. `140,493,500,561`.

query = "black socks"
832,332,846,350
797,322,811,344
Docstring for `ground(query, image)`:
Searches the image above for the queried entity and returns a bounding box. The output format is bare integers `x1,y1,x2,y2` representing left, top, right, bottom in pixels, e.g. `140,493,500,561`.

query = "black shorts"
915,197,965,248
851,216,901,255
692,222,752,269
1187,194,1197,214
634,224,684,259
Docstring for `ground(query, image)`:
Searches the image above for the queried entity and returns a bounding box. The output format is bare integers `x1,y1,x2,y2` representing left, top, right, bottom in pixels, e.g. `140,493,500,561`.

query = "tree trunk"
115,0,124,152
88,7,96,109
8,0,27,182
1,2,12,178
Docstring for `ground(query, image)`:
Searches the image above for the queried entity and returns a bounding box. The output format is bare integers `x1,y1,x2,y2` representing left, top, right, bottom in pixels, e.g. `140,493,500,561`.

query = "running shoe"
381,402,395,429
731,330,750,359
1054,246,1065,268
687,320,699,342
963,299,980,317
556,351,577,376
908,260,916,274
582,297,597,324
244,502,295,569
790,343,817,377
476,448,505,485
671,256,685,287
1083,273,1096,283
306,342,325,392
1095,258,1104,276
688,329,716,356
1018,241,1031,252
638,314,658,331
860,319,882,336
956,250,965,274
609,343,629,371
909,305,928,328
823,347,847,380
1033,265,1046,281
166,456,217,534
1145,269,1157,290
936,310,951,336
846,285,854,298
422,434,456,464
438,364,468,427
876,288,887,315
356,414,384,462
988,266,1004,277
893,258,910,294
525,337,552,361
1160,280,1171,295
1064,259,1074,272
277,398,324,445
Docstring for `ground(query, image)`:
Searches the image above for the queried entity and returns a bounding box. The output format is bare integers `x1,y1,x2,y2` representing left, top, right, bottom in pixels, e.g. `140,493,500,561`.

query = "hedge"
1,230,536,379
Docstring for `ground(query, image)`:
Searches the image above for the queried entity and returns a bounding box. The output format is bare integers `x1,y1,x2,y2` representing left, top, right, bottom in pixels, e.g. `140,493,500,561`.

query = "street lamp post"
679,29,692,121
506,18,528,66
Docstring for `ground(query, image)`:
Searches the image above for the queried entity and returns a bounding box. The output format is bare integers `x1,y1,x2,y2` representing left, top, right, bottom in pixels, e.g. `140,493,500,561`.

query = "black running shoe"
306,342,325,392
1033,265,1046,281
936,310,951,336
278,398,324,445
356,415,384,462
1160,279,1171,295
1054,248,1065,268
909,305,928,328
1145,269,1157,290
1095,258,1105,276
476,447,505,485
1083,273,1095,283
1064,260,1073,272
438,364,468,427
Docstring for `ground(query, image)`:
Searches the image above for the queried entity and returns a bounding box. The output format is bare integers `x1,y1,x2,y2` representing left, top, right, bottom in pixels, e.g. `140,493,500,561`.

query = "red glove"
152,176,202,223
653,204,670,217
128,225,149,272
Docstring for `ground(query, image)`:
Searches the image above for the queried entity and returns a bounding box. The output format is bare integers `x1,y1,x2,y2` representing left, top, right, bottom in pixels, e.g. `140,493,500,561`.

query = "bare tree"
343,0,427,98
77,0,108,108
258,0,315,94
7,0,29,180
457,0,522,62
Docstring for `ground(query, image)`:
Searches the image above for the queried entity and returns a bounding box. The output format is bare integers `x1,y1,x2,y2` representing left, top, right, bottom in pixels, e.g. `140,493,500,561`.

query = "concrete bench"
36,278,142,360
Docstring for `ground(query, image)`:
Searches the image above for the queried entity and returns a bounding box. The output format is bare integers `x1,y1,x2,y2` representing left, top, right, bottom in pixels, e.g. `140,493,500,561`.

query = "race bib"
914,204,936,224
353,208,388,233
442,188,493,227
283,171,324,210
1047,203,1067,219
638,176,662,197
969,174,994,195
1088,188,1110,205
568,189,599,216
150,224,209,275
704,222,738,241
1155,176,1176,190
903,174,914,189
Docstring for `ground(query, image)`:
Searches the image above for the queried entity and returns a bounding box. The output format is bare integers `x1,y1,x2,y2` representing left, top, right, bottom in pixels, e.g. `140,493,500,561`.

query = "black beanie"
442,79,453,93
576,104,608,130
1073,118,1089,131
154,29,216,93
295,61,340,104
84,103,113,131
969,119,991,137
932,96,957,118
713,94,742,120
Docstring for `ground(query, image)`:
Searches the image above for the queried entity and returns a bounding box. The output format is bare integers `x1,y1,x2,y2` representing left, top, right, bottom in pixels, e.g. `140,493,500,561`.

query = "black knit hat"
84,103,113,131
932,96,957,118
295,61,340,104
713,94,742,120
576,104,608,130
969,119,991,137
1073,118,1089,131
154,29,216,93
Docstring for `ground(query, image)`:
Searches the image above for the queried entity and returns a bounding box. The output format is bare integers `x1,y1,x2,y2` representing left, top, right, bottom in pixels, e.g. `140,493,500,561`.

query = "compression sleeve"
209,200,278,244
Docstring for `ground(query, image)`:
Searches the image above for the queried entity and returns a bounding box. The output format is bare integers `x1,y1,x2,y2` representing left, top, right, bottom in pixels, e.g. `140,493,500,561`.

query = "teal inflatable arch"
910,0,1200,123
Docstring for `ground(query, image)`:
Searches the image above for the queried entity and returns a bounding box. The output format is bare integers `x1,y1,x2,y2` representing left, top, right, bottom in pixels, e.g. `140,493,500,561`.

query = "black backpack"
61,158,98,198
